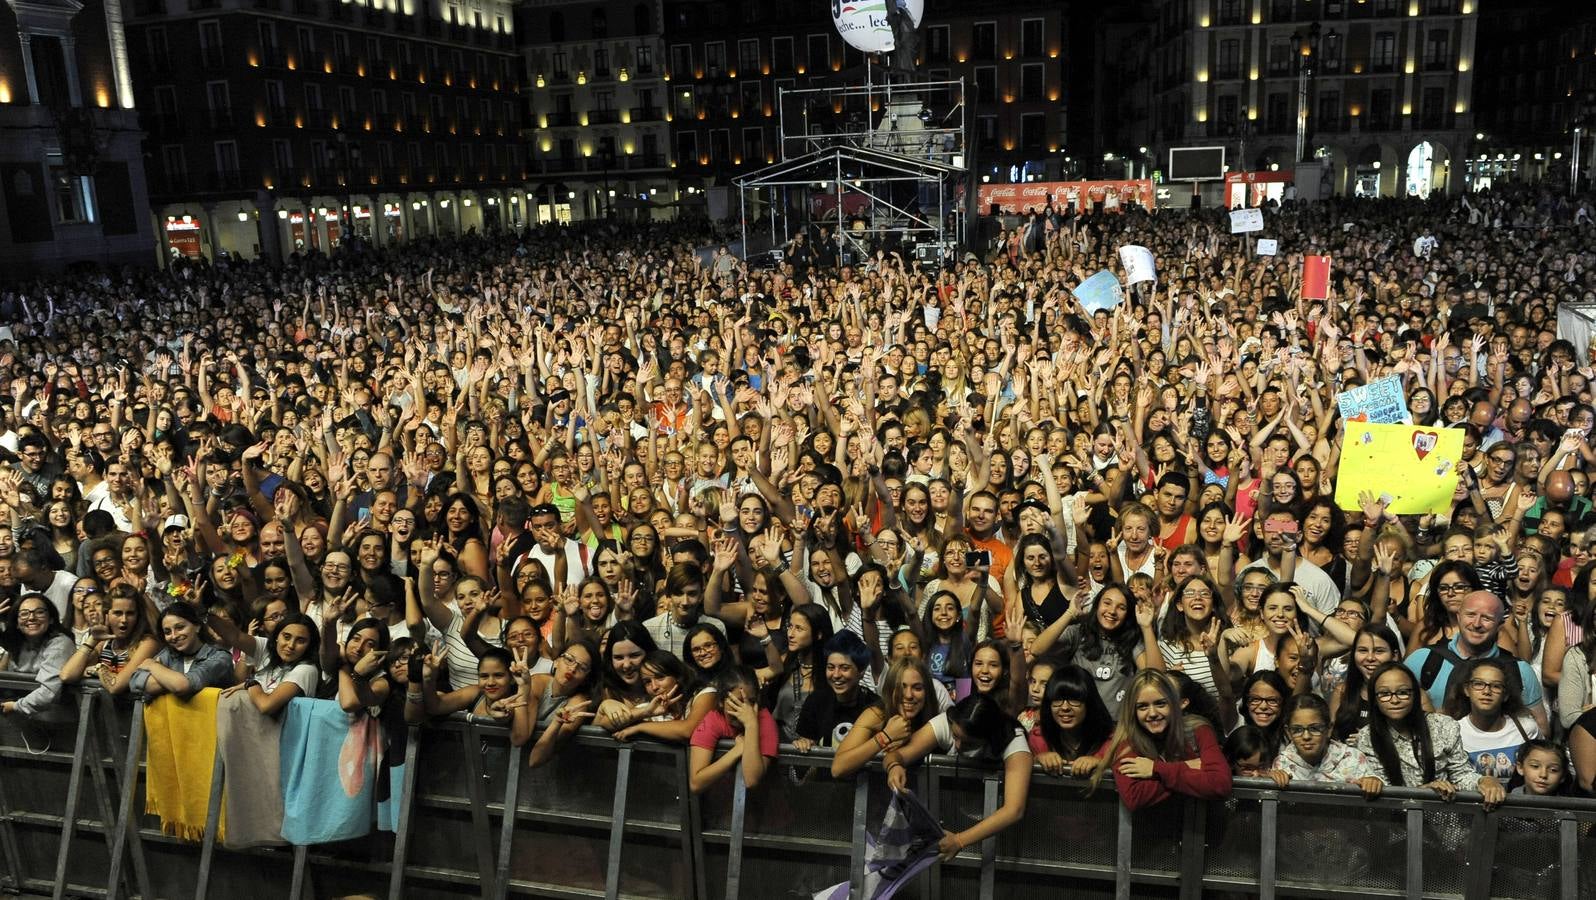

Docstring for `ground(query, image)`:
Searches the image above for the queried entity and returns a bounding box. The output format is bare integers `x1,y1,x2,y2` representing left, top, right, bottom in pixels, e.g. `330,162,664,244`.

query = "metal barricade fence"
2,670,1594,900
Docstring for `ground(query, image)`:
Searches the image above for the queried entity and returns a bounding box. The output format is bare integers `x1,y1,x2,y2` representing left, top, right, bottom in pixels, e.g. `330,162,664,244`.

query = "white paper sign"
1256,239,1279,256
1229,208,1264,234
1118,245,1157,285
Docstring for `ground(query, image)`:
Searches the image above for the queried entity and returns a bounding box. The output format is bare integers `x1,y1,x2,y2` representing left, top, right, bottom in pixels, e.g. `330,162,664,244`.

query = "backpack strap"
1418,641,1465,691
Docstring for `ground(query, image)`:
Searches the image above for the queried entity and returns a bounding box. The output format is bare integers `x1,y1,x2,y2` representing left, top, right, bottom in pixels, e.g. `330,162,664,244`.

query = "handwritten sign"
1337,375,1412,425
1256,238,1278,256
1335,422,1464,516
1119,245,1157,285
1229,208,1264,234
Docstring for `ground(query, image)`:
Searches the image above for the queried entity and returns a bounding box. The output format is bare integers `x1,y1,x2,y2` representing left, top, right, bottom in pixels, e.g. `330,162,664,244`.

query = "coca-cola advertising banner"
1224,170,1295,208
978,180,1155,216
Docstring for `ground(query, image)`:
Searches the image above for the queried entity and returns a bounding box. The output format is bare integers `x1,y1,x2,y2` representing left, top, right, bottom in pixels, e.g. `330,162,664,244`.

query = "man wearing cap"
1405,590,1546,734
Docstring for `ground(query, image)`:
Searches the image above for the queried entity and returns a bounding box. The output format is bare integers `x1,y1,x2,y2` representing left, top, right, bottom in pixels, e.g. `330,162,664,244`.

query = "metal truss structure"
735,73,969,267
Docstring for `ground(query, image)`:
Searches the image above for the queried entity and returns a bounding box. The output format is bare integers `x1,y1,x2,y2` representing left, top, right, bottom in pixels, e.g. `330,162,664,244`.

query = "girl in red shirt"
1092,670,1232,810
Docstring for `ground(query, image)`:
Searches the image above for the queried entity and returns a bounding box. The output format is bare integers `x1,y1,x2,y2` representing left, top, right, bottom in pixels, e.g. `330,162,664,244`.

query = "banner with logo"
978,180,1155,216
164,217,203,258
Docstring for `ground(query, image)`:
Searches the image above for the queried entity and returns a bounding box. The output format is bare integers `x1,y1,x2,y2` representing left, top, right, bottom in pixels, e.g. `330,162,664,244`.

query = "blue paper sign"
1336,374,1411,425
1073,269,1123,314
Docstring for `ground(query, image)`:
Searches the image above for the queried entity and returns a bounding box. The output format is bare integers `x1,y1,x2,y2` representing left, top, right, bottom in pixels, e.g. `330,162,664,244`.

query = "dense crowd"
0,185,1593,862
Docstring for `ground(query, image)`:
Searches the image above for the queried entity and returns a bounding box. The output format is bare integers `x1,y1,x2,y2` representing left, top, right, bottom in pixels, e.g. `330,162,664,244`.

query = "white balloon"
831,0,923,55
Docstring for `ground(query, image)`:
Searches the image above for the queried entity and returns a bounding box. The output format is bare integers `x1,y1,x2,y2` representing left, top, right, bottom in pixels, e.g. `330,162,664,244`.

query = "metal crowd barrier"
2,667,1594,899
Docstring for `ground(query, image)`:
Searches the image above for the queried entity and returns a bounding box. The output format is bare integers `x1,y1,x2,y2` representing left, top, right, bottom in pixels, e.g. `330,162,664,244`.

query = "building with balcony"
1471,0,1596,189
0,0,154,271
659,0,1066,196
125,0,527,263
516,0,671,222
1147,0,1479,198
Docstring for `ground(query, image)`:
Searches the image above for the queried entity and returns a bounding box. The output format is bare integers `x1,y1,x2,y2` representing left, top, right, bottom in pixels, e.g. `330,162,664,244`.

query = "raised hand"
711,535,739,573
615,580,637,618
1222,513,1251,545
1372,542,1397,576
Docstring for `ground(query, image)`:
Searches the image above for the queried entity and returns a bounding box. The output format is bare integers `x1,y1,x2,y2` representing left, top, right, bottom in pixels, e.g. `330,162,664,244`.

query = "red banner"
164,217,202,258
978,180,1154,216
1224,170,1295,208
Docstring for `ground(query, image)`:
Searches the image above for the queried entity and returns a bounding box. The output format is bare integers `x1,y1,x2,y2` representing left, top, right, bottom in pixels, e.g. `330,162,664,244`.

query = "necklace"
794,661,813,707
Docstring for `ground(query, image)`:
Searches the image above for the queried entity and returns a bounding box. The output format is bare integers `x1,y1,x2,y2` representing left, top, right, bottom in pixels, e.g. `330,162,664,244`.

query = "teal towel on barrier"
279,698,385,845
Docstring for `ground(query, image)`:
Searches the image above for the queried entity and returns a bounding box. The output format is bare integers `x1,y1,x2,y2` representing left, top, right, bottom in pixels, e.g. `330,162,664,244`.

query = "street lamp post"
1291,24,1321,163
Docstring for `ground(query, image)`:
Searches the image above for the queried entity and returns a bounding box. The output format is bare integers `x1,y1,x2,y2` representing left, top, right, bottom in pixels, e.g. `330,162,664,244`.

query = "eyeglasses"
1285,724,1327,737
1332,608,1368,620
16,609,50,622
1436,582,1471,596
1049,698,1086,709
92,558,118,568
689,643,719,658
1375,688,1415,701
559,653,591,675
1240,583,1270,594
1183,589,1214,600
322,563,351,574
1245,695,1282,708
1466,680,1507,693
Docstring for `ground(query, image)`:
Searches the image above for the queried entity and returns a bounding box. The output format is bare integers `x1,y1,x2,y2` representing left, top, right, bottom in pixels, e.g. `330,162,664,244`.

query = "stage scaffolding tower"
735,70,968,269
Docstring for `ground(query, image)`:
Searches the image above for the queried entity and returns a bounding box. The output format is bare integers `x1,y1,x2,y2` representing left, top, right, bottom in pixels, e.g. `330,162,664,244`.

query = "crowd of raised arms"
0,184,1592,860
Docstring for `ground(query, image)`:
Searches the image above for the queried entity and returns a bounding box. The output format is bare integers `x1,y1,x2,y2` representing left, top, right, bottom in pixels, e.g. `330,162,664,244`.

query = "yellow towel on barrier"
143,688,226,842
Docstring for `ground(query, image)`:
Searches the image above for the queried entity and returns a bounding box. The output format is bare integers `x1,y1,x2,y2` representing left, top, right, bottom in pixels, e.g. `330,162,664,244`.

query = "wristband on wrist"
875,731,891,750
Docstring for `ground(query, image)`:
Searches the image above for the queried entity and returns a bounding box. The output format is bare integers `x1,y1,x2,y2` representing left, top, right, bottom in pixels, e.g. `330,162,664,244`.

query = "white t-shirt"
248,636,320,697
929,711,1030,760
40,568,80,621
1240,557,1341,616
1456,714,1539,780
642,612,726,658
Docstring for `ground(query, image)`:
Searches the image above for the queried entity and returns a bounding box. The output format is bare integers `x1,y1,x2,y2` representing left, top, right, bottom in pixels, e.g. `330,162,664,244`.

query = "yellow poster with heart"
1334,422,1466,516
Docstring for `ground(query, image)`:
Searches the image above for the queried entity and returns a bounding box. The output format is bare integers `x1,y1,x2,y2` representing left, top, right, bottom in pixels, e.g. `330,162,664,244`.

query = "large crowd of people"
0,184,1593,865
